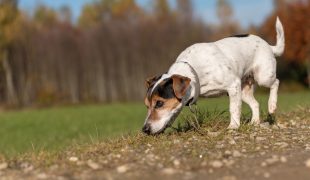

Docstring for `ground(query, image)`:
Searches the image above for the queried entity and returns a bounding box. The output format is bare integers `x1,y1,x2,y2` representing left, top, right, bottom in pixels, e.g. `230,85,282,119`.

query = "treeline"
0,0,309,107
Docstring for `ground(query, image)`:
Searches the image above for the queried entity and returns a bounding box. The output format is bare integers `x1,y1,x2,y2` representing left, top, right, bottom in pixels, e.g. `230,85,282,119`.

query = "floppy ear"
171,74,191,99
145,75,161,89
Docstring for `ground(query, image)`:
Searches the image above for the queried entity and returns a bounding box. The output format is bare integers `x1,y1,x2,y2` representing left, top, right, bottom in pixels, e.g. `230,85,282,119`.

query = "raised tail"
271,17,285,57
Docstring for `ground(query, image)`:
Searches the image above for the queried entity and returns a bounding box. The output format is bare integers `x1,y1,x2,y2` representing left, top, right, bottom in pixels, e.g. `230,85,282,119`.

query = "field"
0,92,309,156
0,92,310,179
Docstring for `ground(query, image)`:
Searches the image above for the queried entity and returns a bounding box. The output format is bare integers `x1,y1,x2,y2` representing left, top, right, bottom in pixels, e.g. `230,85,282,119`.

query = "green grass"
0,91,309,156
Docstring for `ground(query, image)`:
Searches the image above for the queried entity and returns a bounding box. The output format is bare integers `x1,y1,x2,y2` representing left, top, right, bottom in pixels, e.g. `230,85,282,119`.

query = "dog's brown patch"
146,94,180,122
171,75,191,99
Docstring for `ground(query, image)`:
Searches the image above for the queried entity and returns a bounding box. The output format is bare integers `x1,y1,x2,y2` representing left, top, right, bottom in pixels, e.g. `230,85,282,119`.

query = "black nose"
142,124,151,135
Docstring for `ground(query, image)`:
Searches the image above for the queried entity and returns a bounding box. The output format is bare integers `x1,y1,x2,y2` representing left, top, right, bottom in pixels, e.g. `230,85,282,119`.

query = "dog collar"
185,97,195,106
174,61,200,106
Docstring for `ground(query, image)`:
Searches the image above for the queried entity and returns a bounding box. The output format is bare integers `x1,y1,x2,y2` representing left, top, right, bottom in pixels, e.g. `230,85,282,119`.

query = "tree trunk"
2,50,18,106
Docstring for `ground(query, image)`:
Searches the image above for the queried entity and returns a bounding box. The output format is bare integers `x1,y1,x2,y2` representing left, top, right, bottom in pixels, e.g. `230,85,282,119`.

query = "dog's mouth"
150,121,172,135
149,109,182,135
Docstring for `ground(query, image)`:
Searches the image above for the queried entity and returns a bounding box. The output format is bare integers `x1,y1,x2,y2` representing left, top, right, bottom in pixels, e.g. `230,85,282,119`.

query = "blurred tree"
78,4,101,28
0,0,19,105
214,0,239,40
154,0,172,21
59,5,72,23
111,0,142,20
176,0,193,22
79,0,142,28
33,5,58,28
216,0,233,23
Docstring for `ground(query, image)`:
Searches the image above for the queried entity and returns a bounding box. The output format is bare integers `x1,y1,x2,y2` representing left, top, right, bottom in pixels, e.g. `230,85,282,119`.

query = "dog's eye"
155,101,164,109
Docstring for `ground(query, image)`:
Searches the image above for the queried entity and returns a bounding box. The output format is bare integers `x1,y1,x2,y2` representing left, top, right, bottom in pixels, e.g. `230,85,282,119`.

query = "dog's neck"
167,61,200,106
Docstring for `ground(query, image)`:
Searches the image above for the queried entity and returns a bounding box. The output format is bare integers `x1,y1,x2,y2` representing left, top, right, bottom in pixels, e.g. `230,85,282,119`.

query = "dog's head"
142,74,191,135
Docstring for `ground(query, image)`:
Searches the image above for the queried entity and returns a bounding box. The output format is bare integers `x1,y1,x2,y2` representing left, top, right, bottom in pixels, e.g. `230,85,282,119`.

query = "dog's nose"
142,124,151,135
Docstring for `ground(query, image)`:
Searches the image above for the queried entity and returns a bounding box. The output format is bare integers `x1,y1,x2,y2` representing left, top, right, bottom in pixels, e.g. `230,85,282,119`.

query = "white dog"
143,17,285,135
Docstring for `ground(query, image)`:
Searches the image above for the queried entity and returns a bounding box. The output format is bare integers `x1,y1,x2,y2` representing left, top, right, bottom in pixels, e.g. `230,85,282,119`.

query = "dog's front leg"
227,80,242,129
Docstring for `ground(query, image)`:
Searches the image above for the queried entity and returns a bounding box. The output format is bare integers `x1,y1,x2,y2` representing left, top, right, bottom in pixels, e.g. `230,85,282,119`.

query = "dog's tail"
271,17,285,57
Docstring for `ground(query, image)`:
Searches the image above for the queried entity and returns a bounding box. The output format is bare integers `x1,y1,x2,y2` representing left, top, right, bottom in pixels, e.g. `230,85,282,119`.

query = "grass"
0,91,309,156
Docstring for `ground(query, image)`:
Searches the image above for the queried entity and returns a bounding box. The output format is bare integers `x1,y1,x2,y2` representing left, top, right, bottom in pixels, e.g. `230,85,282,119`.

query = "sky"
19,0,274,28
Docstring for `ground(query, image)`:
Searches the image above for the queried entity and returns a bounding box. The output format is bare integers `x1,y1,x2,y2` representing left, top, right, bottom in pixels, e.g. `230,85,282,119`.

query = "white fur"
149,103,183,133
155,17,285,129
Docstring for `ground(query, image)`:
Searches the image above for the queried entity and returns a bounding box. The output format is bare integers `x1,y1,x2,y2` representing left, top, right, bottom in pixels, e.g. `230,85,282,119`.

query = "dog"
142,17,285,135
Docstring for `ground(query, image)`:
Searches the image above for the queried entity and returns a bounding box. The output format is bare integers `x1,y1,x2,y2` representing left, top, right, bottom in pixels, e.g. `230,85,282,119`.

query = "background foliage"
0,0,309,107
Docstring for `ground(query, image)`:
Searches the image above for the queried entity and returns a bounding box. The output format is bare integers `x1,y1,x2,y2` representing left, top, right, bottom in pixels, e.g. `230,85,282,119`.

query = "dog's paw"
227,123,239,129
250,119,260,126
268,104,277,114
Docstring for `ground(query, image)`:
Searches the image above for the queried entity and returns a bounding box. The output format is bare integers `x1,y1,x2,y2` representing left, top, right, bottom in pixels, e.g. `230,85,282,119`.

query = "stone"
87,160,100,170
0,163,8,170
173,159,180,166
69,157,78,162
210,160,223,168
280,156,287,163
305,159,310,168
117,164,130,173
162,168,176,175
232,150,242,158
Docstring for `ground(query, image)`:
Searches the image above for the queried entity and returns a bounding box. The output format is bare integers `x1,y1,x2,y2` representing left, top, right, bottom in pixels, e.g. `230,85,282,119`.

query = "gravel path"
1,107,310,180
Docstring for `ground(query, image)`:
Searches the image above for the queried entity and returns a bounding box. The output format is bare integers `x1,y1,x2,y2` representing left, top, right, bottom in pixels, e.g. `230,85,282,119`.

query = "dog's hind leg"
268,79,279,114
253,55,279,115
242,82,260,125
227,79,242,129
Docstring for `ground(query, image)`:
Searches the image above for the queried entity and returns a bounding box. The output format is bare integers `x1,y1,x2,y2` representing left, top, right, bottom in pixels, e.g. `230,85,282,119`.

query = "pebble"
208,168,214,173
229,139,236,145
261,162,267,167
201,161,207,166
23,165,34,173
256,137,266,141
173,159,180,166
69,156,78,162
222,175,237,180
117,164,130,173
263,172,270,178
266,158,278,164
232,150,242,158
280,156,287,163
0,163,8,170
224,150,232,156
305,159,310,168
162,168,176,175
215,144,224,149
275,142,289,149
208,131,221,137
37,173,48,179
223,159,235,167
260,122,271,129
87,160,100,170
173,139,180,144
20,162,33,172
277,123,286,129
210,160,223,168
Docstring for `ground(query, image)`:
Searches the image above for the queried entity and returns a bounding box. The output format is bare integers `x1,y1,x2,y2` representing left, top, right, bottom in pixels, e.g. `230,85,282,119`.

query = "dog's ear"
145,75,161,89
171,74,191,99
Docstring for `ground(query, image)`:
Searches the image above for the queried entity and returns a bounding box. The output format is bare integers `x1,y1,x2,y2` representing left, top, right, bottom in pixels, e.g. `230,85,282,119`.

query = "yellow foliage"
0,1,21,47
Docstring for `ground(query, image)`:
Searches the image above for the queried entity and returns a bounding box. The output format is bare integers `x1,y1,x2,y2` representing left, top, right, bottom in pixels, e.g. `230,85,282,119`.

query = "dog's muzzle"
142,123,151,135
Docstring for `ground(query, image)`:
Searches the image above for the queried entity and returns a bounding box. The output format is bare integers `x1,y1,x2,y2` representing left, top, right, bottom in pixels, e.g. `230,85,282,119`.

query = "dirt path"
1,107,310,180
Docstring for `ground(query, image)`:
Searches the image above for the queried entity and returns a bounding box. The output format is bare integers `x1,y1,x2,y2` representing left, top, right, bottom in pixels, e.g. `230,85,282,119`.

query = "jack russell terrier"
143,17,285,135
